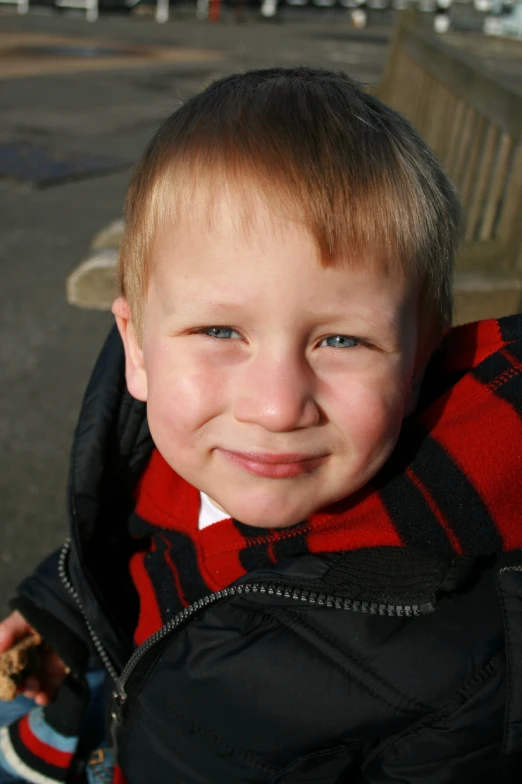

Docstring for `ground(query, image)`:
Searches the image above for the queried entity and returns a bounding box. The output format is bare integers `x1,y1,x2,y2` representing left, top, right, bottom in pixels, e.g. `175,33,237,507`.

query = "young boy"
0,67,521,784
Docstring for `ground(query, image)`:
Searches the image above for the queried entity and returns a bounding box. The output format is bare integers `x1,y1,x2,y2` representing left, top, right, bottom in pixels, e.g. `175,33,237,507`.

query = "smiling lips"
219,449,327,478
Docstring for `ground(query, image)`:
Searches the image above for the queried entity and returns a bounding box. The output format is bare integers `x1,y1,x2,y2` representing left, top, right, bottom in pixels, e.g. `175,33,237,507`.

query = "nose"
233,352,320,432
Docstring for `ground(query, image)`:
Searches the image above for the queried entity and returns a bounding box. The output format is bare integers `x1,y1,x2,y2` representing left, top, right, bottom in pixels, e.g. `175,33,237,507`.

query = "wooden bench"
378,12,522,322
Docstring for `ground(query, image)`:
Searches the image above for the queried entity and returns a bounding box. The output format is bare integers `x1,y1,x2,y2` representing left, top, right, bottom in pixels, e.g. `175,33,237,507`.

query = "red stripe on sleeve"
113,765,128,784
18,716,73,769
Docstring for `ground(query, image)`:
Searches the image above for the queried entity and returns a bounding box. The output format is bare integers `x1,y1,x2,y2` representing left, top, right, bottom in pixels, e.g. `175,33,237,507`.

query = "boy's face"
116,200,420,528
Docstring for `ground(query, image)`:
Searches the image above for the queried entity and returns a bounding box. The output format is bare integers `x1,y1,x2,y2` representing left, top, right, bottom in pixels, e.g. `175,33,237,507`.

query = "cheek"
144,344,226,445
329,372,408,457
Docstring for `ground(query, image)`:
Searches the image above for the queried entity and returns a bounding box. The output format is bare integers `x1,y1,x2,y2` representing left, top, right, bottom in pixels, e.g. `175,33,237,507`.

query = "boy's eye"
319,335,360,348
203,327,241,340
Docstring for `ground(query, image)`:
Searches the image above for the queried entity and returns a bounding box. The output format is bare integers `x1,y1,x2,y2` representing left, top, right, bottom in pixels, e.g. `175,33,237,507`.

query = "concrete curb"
66,218,122,309
66,247,118,310
91,218,124,250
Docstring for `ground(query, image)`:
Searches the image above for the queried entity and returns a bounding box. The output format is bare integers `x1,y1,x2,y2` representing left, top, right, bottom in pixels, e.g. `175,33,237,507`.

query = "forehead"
152,186,404,276
148,165,416,287
148,197,416,329
154,183,294,251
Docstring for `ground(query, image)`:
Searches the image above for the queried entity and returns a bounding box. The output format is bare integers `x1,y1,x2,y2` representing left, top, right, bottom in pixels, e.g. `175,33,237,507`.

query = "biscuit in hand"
0,634,43,701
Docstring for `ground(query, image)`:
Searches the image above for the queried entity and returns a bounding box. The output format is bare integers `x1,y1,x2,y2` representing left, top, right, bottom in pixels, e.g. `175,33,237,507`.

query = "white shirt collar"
199,492,230,530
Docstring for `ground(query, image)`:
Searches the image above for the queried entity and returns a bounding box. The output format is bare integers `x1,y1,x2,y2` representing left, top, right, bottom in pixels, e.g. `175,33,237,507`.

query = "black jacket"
11,324,522,783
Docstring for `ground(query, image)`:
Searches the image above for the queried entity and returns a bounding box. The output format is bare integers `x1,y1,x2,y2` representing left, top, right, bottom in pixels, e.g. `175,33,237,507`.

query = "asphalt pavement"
0,6,392,612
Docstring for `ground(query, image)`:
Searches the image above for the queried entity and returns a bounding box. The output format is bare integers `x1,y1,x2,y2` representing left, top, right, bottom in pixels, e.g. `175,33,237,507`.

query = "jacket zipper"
115,582,435,702
58,538,120,684
110,584,433,759
112,569,522,699
59,538,435,757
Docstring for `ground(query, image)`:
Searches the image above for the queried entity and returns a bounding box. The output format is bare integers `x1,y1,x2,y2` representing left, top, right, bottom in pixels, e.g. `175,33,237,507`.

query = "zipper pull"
110,690,125,763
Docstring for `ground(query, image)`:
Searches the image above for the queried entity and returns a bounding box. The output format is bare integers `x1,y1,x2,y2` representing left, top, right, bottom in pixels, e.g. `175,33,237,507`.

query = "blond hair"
118,67,461,348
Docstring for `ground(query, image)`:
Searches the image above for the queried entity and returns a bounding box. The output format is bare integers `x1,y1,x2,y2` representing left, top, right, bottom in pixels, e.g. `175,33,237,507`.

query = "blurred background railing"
3,0,521,33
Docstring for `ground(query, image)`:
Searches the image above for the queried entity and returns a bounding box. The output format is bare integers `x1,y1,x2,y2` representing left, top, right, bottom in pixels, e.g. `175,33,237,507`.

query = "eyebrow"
165,300,402,331
162,300,247,318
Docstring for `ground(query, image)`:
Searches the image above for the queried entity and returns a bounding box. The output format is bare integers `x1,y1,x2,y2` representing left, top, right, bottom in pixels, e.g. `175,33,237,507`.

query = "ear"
112,297,148,402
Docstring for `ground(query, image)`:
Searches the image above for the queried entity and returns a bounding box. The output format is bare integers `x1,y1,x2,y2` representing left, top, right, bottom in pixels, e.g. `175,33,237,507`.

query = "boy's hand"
0,611,67,705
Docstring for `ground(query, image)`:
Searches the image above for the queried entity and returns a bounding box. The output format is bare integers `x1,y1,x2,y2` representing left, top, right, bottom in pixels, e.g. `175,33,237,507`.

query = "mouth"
217,449,328,479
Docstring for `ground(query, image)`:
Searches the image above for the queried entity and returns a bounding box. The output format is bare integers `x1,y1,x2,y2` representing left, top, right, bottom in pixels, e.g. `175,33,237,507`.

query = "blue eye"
204,327,241,339
320,335,359,348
